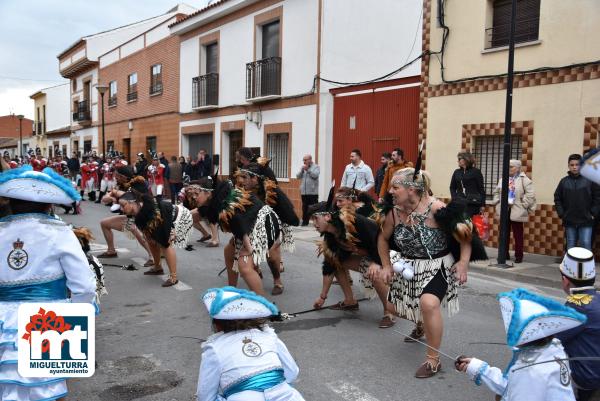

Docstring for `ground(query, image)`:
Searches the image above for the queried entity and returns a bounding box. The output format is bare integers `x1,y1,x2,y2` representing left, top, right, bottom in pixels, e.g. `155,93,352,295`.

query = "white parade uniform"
197,326,304,401
466,339,576,401
0,214,97,401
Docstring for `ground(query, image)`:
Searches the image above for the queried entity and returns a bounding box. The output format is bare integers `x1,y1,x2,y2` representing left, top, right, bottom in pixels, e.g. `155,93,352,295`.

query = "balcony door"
206,43,218,74
261,21,280,59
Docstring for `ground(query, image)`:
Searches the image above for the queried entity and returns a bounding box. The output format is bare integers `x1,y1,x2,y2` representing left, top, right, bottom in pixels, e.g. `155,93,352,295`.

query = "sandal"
379,314,396,329
415,355,441,378
206,241,219,248
329,301,359,311
271,284,284,296
143,267,165,275
98,251,118,258
143,259,155,267
161,275,179,287
197,235,212,243
404,322,425,343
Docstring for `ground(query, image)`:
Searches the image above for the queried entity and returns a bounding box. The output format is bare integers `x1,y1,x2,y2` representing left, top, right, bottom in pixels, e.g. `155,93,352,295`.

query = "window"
205,44,218,74
473,135,522,200
72,79,77,92
84,140,91,154
261,21,280,59
150,64,162,95
487,0,540,49
146,136,157,153
108,81,117,107
127,73,138,101
266,133,289,178
107,141,115,153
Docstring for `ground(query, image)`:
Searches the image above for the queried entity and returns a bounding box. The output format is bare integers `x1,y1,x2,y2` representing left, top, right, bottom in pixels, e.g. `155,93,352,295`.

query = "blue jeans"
565,225,593,251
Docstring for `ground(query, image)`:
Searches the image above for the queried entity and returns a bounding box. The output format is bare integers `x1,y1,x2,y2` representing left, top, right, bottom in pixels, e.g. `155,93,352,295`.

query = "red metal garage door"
332,76,420,190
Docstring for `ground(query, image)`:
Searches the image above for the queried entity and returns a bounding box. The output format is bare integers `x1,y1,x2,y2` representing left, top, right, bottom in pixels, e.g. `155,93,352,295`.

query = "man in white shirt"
341,148,374,191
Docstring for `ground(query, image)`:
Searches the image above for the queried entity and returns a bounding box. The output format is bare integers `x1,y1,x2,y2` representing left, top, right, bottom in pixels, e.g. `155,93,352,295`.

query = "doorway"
122,138,131,163
223,130,243,175
187,132,213,161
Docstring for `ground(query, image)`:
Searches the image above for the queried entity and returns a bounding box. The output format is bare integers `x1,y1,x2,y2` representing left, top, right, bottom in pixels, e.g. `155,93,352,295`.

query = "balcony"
72,100,91,124
150,81,163,96
127,91,138,102
192,73,219,110
485,17,539,50
246,57,281,102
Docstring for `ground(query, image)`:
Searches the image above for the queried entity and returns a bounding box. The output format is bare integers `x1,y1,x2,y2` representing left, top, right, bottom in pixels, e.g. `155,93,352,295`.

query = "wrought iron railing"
127,90,138,102
108,96,117,107
473,135,522,200
485,17,539,49
192,73,219,108
246,57,281,100
150,81,163,95
72,100,90,122
35,121,45,135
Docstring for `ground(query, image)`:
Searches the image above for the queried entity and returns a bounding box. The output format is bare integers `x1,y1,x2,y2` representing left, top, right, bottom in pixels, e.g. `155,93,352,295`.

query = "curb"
469,263,561,288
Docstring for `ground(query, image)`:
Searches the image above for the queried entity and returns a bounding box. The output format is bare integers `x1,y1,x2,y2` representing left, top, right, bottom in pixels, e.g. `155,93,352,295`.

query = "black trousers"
301,194,319,225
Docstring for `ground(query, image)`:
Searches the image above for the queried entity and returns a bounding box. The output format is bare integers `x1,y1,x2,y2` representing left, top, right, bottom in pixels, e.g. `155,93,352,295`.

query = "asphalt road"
61,202,566,401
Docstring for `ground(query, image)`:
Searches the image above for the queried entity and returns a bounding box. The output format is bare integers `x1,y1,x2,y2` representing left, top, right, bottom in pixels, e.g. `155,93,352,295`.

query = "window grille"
486,0,540,49
266,133,289,179
472,135,522,200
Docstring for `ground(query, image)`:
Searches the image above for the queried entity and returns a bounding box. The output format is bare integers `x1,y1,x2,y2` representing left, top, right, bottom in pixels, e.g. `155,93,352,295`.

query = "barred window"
150,64,162,95
127,73,138,101
108,81,117,106
472,135,522,200
487,0,540,49
266,133,289,179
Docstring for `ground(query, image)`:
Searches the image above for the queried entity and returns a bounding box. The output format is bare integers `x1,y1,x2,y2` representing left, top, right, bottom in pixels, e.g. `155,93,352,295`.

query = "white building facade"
171,0,422,203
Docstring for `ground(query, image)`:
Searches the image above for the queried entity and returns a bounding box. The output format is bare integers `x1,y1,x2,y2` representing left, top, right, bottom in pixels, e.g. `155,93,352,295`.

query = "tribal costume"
387,201,486,322
0,166,97,401
203,180,282,269
73,227,107,301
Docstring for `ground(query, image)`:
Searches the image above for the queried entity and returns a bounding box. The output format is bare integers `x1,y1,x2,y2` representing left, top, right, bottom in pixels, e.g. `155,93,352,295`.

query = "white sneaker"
110,204,121,212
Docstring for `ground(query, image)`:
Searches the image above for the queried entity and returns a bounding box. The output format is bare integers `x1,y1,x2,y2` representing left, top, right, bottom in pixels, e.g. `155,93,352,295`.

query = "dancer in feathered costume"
119,177,193,287
307,184,397,323
73,227,108,302
0,166,97,401
237,161,298,295
376,147,487,377
185,177,281,297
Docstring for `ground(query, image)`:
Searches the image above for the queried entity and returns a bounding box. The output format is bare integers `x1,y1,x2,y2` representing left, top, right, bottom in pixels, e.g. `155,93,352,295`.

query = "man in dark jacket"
554,154,600,251
374,152,391,196
67,151,80,181
196,149,212,177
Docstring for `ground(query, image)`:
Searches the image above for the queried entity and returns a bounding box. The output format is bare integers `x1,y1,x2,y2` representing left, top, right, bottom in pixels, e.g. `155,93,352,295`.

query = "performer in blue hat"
0,166,97,401
555,247,600,401
457,288,586,401
197,286,305,401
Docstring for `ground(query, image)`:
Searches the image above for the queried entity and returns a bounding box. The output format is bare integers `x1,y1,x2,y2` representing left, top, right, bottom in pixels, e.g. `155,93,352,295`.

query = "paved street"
64,202,566,401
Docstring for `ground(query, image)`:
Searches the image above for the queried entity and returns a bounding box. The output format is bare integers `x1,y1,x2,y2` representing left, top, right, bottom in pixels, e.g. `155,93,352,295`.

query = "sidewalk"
293,226,600,288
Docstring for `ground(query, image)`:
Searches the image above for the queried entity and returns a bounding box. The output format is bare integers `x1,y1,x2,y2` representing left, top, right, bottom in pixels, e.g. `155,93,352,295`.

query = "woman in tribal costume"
97,166,154,266
0,166,97,401
185,177,282,297
237,161,298,295
72,227,108,302
376,167,486,378
119,177,193,287
309,186,396,325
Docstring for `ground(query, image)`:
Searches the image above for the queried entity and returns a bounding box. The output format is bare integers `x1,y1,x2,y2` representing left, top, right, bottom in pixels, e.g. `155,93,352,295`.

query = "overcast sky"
0,0,209,119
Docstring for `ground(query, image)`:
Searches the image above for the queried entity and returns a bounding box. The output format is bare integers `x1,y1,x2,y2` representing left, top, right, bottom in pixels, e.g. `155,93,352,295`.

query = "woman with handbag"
449,152,485,217
492,159,536,263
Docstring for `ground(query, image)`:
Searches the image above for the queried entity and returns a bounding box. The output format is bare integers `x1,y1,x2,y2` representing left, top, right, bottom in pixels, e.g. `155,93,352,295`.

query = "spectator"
184,156,194,180
169,156,184,203
197,149,212,177
237,147,255,168
134,153,148,177
493,159,536,263
379,148,412,200
67,151,80,181
554,154,600,251
374,152,391,196
296,154,320,226
449,151,485,217
341,149,374,191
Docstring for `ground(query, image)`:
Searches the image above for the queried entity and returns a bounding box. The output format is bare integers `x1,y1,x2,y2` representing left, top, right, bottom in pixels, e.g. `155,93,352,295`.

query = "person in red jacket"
31,148,47,172
97,155,115,203
80,157,98,201
147,154,165,201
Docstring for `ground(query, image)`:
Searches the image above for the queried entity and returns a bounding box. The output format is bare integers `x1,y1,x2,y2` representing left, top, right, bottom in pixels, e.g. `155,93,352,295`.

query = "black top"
554,173,600,227
374,165,386,195
449,167,485,216
135,199,174,248
266,186,299,226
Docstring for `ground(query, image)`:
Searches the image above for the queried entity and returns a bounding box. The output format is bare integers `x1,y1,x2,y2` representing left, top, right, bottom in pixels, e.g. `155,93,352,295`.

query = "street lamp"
16,114,24,157
96,84,109,158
